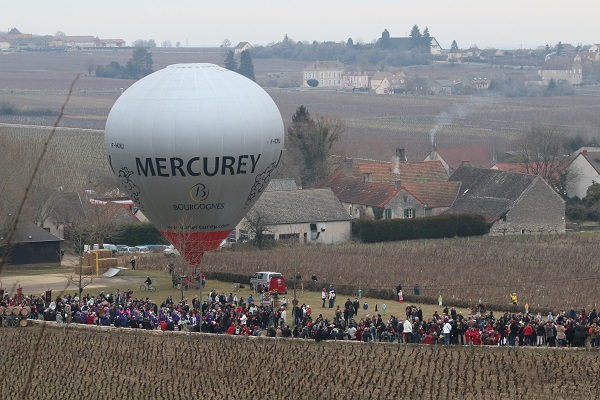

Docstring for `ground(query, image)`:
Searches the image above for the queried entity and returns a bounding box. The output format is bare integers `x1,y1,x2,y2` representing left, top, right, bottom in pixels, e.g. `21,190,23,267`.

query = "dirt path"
0,273,142,296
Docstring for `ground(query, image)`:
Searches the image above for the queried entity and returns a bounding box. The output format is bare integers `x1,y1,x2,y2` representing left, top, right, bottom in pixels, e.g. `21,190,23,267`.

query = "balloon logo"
190,183,208,202
105,64,284,264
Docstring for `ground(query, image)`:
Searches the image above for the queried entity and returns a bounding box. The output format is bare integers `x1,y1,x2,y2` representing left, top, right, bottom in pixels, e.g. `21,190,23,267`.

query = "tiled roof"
265,178,298,192
448,166,537,221
403,181,460,207
314,170,400,207
435,146,494,171
354,160,448,185
304,61,346,70
542,58,579,70
249,188,351,225
315,160,451,207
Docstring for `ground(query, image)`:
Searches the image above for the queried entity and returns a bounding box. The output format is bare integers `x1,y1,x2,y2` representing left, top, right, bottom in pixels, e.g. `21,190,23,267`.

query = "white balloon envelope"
105,64,284,264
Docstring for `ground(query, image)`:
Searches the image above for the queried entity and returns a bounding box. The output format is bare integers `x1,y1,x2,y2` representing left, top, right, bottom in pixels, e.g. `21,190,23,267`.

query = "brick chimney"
461,159,471,167
583,149,588,156
344,157,354,176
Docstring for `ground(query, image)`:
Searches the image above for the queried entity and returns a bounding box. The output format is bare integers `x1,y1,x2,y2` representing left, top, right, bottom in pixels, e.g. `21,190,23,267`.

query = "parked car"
163,245,180,257
142,244,167,253
250,271,283,291
114,245,128,254
135,246,150,253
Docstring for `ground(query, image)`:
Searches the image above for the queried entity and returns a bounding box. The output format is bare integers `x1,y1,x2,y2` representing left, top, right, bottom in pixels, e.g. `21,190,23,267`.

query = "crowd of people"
2,287,599,349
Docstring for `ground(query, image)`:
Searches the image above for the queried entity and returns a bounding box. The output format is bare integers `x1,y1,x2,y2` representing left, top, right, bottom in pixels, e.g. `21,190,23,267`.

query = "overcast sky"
4,1,599,50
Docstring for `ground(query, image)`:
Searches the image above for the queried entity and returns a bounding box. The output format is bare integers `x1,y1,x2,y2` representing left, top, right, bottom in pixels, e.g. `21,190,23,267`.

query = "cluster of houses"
8,143,599,265
302,61,493,94
228,145,600,245
0,28,126,52
302,43,599,91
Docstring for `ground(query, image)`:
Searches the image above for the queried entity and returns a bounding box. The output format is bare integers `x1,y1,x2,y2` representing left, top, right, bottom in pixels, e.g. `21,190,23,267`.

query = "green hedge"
106,223,168,246
352,213,490,243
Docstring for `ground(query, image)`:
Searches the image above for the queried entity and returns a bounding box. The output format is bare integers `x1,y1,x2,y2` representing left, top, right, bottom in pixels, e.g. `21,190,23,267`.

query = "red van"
269,276,288,294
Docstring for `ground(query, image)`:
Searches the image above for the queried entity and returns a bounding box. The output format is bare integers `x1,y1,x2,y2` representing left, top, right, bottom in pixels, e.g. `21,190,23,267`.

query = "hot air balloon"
104,63,284,265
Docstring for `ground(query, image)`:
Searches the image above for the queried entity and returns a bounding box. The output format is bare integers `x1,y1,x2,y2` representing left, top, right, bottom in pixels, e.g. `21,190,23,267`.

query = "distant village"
2,27,598,94
2,27,600,261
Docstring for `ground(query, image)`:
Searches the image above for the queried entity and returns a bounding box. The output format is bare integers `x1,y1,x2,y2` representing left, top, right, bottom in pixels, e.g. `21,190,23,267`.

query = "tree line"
249,27,435,69
94,48,154,79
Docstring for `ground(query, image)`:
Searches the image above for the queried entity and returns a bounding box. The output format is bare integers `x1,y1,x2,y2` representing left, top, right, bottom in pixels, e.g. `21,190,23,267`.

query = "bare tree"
61,225,96,295
244,210,275,250
515,124,573,197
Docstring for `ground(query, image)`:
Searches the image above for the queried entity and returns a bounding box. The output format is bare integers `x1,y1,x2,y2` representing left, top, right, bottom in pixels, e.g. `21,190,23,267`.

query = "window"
404,209,415,218
279,233,300,243
385,209,392,219
226,231,237,243
239,229,249,242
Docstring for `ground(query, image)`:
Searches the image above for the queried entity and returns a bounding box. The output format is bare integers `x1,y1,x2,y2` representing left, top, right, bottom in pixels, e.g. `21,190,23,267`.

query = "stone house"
539,58,583,85
447,165,565,235
235,179,351,244
302,61,346,88
315,152,459,219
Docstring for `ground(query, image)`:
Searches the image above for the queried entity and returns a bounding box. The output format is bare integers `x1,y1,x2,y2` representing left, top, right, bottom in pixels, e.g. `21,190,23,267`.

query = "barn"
1,222,62,266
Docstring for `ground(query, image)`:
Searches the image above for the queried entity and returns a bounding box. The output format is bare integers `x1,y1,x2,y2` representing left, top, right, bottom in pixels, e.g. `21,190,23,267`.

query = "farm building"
235,179,351,244
1,221,62,266
447,165,565,235
315,151,459,219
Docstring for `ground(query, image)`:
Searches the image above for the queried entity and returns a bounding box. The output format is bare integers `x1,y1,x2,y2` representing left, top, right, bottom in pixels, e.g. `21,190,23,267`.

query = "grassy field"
2,323,599,399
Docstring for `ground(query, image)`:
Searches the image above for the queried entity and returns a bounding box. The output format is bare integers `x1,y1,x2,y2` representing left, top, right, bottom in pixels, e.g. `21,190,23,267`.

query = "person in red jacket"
227,323,236,335
523,323,534,346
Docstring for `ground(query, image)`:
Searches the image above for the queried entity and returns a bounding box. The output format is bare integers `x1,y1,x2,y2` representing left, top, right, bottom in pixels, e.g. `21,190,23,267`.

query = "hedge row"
106,223,168,246
352,213,490,243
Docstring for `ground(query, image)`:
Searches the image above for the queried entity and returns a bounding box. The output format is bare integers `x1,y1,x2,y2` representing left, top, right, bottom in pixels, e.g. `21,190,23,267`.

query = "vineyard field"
1,323,599,399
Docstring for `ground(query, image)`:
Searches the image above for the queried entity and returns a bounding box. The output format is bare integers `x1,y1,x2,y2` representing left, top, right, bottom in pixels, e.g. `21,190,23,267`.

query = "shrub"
352,213,490,243
106,222,167,246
